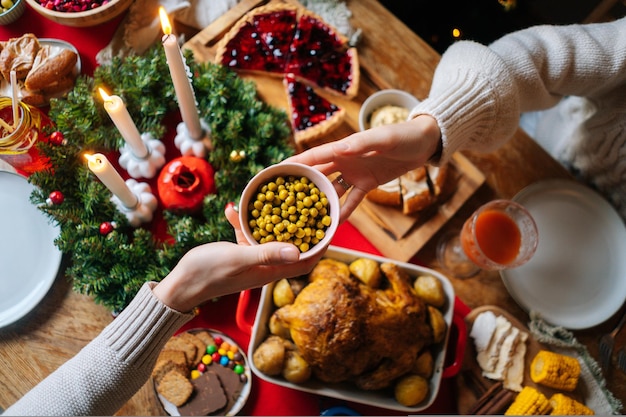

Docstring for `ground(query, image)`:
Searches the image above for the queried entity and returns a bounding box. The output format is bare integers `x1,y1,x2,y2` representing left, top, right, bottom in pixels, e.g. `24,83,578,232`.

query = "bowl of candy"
239,162,340,261
24,0,132,27
0,0,25,24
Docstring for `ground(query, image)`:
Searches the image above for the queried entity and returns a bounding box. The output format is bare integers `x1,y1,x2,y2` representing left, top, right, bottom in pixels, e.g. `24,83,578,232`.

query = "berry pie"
215,3,359,144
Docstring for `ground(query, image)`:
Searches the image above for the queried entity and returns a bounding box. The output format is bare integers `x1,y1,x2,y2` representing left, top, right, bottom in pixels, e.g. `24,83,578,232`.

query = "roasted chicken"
273,259,434,390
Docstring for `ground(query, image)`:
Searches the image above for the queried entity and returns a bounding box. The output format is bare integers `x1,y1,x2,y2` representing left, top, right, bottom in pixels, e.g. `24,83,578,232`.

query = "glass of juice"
437,199,538,278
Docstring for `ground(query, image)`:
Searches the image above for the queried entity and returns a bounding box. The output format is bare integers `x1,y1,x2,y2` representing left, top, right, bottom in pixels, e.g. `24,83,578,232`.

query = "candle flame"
84,153,99,164
98,88,112,103
159,7,172,35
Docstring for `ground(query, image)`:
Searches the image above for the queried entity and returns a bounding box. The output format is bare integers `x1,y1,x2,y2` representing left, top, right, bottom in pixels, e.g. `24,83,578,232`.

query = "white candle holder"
118,133,167,179
174,119,212,158
111,179,158,227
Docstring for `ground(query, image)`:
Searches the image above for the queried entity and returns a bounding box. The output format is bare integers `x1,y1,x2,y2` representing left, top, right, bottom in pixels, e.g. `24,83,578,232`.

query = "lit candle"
99,88,149,159
159,7,203,140
85,153,139,209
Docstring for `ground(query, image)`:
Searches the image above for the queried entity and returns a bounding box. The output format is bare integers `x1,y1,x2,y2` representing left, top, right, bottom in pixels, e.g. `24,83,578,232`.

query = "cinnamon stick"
479,389,516,415
467,381,503,415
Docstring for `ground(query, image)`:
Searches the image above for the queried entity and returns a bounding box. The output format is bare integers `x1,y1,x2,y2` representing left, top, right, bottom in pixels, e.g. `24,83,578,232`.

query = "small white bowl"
359,89,420,131
239,162,340,260
0,0,25,25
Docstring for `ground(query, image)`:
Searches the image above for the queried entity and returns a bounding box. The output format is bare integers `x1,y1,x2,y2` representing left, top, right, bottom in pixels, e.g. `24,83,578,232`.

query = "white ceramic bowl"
358,89,420,131
0,0,25,24
239,162,340,260
240,246,463,413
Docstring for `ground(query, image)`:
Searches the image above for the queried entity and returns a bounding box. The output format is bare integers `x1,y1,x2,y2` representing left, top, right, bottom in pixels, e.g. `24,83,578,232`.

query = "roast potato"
252,335,286,376
394,374,429,406
273,278,296,307
268,312,292,339
427,305,446,344
282,350,312,383
413,275,446,307
349,257,382,288
412,349,434,378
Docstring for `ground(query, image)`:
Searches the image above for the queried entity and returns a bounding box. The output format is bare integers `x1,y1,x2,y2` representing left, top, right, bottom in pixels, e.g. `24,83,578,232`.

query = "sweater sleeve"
410,17,626,164
3,282,194,416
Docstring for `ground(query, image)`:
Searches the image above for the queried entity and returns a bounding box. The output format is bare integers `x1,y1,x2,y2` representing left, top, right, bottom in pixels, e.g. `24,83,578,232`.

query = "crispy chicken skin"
274,261,433,390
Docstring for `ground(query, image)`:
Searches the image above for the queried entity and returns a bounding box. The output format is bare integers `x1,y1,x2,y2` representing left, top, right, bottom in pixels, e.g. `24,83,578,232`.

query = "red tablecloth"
1,7,465,415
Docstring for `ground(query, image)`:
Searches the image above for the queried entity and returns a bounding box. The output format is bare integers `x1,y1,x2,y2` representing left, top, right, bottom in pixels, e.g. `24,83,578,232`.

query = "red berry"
99,222,114,235
48,191,64,205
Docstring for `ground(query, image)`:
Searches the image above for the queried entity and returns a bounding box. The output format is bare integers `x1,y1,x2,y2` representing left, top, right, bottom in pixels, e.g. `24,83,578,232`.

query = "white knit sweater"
411,17,626,220
3,283,193,416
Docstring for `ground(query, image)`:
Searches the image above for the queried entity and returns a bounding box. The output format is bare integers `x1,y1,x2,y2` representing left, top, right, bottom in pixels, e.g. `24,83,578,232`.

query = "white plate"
157,329,251,416
0,171,61,328
501,179,626,329
0,38,81,106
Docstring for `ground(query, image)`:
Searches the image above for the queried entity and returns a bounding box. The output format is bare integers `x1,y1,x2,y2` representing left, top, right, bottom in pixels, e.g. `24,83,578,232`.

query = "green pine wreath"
28,46,293,313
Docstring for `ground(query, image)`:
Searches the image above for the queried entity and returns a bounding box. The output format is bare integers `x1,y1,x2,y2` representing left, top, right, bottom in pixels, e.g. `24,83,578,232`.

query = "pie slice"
285,13,359,97
284,73,345,145
215,3,359,97
366,164,449,214
215,3,298,75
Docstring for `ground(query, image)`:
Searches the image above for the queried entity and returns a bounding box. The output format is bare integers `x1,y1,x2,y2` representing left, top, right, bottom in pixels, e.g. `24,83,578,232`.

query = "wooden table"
1,0,624,414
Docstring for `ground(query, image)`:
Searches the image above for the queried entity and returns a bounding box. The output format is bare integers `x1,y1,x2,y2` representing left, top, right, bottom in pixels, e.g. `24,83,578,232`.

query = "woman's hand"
153,204,324,312
287,115,441,222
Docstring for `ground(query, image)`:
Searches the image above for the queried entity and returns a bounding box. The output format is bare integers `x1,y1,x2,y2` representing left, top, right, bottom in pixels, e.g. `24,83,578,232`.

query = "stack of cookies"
152,330,248,416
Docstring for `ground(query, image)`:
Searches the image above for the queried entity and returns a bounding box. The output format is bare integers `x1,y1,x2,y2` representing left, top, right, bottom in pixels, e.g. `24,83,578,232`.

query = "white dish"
0,171,61,328
157,328,251,416
0,38,81,106
501,179,626,329
247,245,457,412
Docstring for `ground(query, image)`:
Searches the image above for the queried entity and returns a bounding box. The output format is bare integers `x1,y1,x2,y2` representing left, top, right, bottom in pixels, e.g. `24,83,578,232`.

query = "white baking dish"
236,245,466,412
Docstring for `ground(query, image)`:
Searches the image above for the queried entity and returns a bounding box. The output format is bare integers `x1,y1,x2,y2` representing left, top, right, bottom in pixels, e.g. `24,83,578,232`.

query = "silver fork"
598,310,626,372
618,348,626,373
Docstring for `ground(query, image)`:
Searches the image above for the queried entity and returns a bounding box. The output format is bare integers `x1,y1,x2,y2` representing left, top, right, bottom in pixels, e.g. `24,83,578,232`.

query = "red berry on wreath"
157,156,216,213
47,190,64,205
49,131,66,146
99,222,115,235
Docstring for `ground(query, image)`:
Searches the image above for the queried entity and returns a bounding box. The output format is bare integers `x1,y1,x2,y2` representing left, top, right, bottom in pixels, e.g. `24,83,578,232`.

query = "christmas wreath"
29,46,293,313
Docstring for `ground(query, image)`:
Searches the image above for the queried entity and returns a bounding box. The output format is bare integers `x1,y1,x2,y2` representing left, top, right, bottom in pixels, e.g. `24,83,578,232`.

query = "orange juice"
462,209,521,266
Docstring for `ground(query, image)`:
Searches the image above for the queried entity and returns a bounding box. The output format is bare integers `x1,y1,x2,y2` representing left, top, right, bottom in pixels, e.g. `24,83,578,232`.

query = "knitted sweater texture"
3,283,193,416
411,17,626,219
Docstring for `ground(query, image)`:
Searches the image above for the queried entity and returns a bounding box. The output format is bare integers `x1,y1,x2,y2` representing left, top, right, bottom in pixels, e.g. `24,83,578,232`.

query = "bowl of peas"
0,0,25,25
239,162,340,260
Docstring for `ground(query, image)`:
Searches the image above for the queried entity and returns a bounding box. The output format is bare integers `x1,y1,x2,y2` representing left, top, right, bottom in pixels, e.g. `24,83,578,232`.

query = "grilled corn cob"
505,386,551,415
549,393,594,415
530,350,580,391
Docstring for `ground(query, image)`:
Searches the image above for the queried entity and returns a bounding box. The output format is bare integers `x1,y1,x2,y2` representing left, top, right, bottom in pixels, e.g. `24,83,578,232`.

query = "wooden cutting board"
183,0,485,262
457,306,587,414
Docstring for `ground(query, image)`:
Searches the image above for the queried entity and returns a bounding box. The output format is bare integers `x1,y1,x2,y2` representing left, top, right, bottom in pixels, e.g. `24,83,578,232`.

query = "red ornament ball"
99,222,114,235
48,190,64,205
49,131,66,146
157,156,216,213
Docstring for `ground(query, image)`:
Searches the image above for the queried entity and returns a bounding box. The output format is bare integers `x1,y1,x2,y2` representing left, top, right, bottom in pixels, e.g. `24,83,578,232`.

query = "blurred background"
379,0,626,54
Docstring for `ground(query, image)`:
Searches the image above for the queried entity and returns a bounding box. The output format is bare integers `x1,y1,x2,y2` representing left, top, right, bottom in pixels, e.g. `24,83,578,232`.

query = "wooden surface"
1,0,624,414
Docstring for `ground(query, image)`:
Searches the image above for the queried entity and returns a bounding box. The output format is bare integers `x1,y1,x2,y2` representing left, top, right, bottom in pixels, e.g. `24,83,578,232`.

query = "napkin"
529,312,623,415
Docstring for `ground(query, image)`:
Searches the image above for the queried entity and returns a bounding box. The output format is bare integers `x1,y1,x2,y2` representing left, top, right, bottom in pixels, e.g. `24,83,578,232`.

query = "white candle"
99,88,149,159
85,153,139,209
159,7,203,140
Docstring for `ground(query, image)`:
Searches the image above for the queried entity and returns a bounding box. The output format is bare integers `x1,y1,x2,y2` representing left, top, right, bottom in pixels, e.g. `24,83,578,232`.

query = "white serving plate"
246,245,458,412
502,179,626,329
0,171,61,327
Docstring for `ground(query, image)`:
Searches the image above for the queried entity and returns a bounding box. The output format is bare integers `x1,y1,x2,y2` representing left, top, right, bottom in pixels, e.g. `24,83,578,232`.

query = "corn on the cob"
505,386,551,415
549,393,594,415
530,350,580,391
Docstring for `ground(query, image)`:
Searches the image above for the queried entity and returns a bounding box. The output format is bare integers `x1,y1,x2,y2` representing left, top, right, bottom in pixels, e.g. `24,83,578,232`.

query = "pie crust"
366,164,449,214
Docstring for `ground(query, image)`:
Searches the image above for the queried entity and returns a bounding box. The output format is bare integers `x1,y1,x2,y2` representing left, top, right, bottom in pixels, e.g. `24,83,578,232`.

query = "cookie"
164,335,198,367
156,370,194,407
152,350,188,385
178,332,207,365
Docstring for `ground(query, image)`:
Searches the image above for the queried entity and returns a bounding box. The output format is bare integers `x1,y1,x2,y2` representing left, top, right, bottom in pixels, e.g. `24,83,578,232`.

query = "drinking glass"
436,199,539,278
